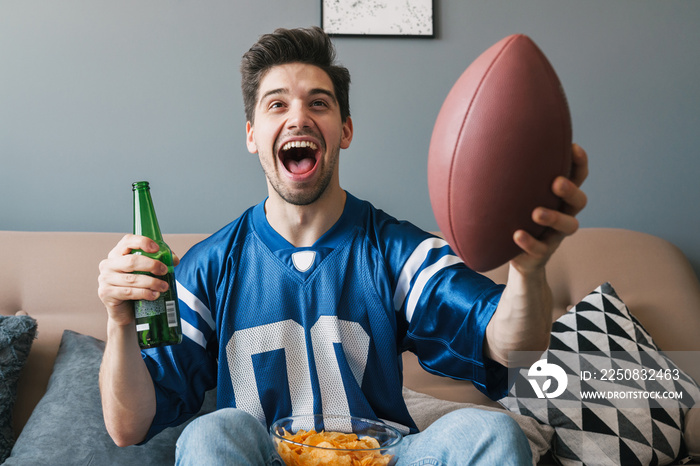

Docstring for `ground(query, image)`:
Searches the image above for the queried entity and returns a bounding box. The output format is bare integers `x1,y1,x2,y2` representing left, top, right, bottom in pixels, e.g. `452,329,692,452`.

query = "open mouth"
279,140,320,175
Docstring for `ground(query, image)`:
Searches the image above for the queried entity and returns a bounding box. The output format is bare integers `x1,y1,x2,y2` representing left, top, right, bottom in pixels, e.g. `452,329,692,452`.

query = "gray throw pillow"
0,315,37,463
5,330,216,465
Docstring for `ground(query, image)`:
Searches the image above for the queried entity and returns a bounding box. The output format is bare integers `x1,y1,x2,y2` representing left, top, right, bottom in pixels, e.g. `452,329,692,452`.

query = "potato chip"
276,428,394,466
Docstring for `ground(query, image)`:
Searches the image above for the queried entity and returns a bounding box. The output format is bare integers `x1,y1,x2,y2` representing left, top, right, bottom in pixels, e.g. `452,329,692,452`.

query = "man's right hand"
98,234,173,446
97,234,177,326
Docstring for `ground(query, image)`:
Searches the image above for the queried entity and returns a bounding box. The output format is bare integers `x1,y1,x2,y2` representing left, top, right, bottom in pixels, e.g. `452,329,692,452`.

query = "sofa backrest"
2,228,700,435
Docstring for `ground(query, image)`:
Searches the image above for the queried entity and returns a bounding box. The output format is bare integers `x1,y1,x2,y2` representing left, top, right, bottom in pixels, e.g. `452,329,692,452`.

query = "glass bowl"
270,414,402,465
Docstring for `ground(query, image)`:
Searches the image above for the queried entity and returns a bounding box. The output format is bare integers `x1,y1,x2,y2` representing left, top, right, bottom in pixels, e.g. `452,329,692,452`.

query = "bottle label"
165,300,178,328
135,299,166,318
136,323,150,332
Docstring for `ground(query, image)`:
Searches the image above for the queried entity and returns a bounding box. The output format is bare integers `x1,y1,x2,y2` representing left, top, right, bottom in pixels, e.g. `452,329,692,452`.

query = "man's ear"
340,116,353,150
246,121,258,154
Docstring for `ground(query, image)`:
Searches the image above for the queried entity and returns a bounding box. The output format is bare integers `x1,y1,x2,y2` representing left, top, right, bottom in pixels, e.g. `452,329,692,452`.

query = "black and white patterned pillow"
499,282,700,466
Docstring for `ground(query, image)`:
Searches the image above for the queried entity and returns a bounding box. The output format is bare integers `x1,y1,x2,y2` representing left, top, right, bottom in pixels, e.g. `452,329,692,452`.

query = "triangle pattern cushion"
499,282,700,465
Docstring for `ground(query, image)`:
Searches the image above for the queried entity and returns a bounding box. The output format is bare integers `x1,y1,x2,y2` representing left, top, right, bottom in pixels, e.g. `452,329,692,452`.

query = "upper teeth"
281,141,318,152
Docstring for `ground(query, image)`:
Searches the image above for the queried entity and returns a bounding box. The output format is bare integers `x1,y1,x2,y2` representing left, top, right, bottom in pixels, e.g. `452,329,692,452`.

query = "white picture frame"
322,0,434,37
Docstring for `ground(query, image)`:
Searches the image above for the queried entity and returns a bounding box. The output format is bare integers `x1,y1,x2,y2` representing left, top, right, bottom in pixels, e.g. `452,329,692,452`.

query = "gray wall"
2,1,699,277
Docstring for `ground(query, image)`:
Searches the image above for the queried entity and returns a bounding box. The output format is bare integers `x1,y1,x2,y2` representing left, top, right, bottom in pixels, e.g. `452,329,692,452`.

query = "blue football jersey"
142,192,507,439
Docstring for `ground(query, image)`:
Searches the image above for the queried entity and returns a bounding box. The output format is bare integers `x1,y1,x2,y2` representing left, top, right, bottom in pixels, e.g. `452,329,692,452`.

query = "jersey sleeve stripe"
405,254,464,323
176,280,216,331
181,318,207,349
393,237,450,311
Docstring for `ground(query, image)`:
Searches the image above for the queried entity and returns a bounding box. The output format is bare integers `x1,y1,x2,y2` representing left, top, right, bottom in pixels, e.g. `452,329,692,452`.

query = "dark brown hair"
240,26,351,123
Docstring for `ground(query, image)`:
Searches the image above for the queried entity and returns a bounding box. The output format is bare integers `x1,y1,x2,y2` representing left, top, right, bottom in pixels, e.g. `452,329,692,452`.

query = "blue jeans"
175,408,532,465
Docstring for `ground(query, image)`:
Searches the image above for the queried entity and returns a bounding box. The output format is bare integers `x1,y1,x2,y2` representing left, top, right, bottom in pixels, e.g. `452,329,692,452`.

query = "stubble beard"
262,141,340,207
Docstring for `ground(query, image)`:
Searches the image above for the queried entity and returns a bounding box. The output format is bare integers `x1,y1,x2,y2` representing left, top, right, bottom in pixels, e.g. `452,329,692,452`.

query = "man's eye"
269,101,285,109
311,100,328,107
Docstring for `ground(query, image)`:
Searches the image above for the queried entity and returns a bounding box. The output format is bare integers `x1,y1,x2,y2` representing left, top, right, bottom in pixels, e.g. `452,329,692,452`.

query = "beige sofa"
2,228,700,464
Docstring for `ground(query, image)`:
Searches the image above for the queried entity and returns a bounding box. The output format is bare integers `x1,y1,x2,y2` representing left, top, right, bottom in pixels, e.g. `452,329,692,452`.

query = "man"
98,26,588,465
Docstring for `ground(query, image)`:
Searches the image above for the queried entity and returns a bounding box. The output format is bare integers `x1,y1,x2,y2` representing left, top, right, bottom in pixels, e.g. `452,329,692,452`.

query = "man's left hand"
510,143,589,273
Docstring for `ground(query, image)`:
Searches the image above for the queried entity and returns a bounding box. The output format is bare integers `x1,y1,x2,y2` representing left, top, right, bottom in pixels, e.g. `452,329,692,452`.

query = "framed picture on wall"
321,0,434,37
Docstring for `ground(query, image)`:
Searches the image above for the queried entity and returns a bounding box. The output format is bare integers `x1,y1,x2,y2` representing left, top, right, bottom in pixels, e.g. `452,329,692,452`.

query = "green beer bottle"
131,181,182,349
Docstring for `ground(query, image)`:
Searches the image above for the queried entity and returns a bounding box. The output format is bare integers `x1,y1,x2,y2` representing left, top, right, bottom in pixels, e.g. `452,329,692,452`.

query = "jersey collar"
252,191,362,253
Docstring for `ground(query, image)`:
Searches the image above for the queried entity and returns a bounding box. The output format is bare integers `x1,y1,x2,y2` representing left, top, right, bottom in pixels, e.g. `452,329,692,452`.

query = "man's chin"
278,189,325,207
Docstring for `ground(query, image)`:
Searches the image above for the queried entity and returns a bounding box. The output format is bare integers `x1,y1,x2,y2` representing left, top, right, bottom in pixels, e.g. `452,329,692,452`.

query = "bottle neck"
133,182,163,242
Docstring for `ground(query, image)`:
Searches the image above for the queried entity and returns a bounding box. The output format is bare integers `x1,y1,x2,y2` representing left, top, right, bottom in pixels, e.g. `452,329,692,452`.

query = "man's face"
246,62,353,206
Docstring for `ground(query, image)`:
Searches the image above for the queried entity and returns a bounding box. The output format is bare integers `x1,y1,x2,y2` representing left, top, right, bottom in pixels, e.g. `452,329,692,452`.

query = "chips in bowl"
270,415,402,466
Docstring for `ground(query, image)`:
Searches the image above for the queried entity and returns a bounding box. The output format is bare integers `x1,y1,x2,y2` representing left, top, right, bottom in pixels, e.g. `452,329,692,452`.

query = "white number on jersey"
225,316,370,428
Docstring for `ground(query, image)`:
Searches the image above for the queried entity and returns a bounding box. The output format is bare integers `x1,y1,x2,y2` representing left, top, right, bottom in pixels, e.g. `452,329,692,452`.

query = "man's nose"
286,103,312,130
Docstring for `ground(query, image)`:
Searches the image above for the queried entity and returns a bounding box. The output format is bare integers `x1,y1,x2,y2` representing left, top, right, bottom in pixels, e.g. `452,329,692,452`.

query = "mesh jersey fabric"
141,192,507,440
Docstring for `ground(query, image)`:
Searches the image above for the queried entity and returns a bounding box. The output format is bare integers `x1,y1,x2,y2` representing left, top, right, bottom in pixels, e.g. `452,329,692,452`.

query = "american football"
428,34,572,272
